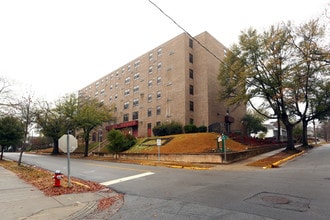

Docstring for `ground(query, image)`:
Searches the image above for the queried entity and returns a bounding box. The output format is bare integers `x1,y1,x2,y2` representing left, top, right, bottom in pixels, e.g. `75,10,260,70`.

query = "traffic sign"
59,134,78,153
157,139,162,146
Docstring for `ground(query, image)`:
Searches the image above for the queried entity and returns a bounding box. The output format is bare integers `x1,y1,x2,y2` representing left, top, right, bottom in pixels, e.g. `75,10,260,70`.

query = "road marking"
86,162,151,172
101,172,155,186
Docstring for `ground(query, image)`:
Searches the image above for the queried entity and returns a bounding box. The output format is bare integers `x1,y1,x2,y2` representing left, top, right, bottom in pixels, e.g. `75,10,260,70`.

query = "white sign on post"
157,139,161,162
58,134,78,188
59,134,78,153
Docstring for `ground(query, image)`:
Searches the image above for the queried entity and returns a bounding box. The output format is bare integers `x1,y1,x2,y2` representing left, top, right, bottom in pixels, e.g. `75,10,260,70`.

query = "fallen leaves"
97,194,124,210
0,160,106,196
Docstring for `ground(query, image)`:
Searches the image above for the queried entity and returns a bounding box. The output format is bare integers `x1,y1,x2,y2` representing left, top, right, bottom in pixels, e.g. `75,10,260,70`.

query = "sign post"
59,132,78,188
221,134,228,162
157,138,161,162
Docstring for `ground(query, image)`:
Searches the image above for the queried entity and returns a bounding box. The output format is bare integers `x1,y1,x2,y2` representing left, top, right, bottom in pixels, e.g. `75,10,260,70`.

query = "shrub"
184,124,198,133
107,129,137,157
124,133,137,149
168,121,183,135
152,124,168,136
152,121,183,136
198,125,207,133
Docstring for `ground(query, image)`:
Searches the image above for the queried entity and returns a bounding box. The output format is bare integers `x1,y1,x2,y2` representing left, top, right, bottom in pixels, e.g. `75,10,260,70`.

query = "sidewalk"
211,147,287,170
0,166,121,220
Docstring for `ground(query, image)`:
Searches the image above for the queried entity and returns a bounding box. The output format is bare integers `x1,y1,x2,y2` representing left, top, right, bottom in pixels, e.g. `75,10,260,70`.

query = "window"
134,60,140,68
134,73,140,80
157,62,162,70
157,48,162,56
189,85,194,95
133,98,139,107
189,69,194,79
124,89,130,96
114,94,118,100
124,102,129,109
148,94,152,102
110,85,113,91
189,53,194,63
133,86,139,93
115,82,119,88
189,101,194,111
125,77,130,84
157,76,161,85
156,106,161,115
132,111,139,120
121,68,125,74
157,91,161,99
127,64,131,72
100,89,105,95
147,108,152,117
148,66,153,74
149,53,153,61
109,96,112,102
148,80,152,87
123,113,129,122
156,121,161,126
189,38,193,48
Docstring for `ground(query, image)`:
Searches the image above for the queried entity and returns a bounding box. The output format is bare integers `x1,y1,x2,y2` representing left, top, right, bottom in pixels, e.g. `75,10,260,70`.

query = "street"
4,144,330,220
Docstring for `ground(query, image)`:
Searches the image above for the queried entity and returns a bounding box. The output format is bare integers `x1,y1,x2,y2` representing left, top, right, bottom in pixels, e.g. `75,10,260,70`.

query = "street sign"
59,134,78,153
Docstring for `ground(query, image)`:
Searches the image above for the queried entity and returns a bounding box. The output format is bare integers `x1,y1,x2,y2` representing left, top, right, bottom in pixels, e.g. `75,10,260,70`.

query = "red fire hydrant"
53,170,64,187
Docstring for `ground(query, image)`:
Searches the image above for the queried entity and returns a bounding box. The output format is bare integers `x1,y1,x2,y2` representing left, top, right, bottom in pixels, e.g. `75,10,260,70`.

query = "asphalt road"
4,144,330,220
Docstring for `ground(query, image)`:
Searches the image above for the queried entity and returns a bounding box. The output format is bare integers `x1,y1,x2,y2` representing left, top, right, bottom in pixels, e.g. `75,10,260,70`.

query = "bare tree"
0,77,13,116
14,93,37,165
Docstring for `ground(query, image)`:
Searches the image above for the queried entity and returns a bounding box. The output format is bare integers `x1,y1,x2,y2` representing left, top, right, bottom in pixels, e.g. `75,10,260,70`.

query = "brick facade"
79,32,246,137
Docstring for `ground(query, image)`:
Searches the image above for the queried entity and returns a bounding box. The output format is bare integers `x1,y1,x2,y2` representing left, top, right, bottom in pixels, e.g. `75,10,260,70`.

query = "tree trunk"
84,138,89,157
52,138,60,155
302,118,309,147
18,144,25,166
284,123,296,151
0,146,4,160
277,117,281,142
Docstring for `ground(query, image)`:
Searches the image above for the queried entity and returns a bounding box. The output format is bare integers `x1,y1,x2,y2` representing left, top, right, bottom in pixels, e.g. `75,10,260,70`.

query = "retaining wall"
92,145,284,164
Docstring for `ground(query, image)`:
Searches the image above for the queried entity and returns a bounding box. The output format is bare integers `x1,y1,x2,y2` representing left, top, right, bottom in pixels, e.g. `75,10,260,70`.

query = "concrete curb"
263,151,305,169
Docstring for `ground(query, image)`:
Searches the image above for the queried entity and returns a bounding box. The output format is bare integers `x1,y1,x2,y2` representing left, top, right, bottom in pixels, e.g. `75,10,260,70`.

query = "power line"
148,0,227,66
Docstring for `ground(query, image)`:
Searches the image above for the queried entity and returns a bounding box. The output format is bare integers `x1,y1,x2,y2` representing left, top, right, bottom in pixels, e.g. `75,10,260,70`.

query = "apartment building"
78,31,246,137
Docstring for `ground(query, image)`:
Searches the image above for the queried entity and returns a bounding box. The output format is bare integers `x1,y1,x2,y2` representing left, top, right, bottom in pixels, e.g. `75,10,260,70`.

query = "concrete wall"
92,145,284,164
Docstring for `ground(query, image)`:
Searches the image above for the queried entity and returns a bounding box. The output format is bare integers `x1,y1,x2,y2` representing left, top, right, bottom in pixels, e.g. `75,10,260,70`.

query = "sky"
0,0,329,102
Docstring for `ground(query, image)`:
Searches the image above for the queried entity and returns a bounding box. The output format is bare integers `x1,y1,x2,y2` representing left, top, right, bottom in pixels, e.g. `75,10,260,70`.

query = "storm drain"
245,192,310,212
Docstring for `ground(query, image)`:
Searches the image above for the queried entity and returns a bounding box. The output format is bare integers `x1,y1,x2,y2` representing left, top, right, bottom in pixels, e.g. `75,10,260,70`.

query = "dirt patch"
126,133,249,154
247,148,305,168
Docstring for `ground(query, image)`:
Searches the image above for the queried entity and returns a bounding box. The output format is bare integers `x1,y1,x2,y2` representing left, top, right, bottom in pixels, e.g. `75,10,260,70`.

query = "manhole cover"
262,195,290,204
245,192,310,212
